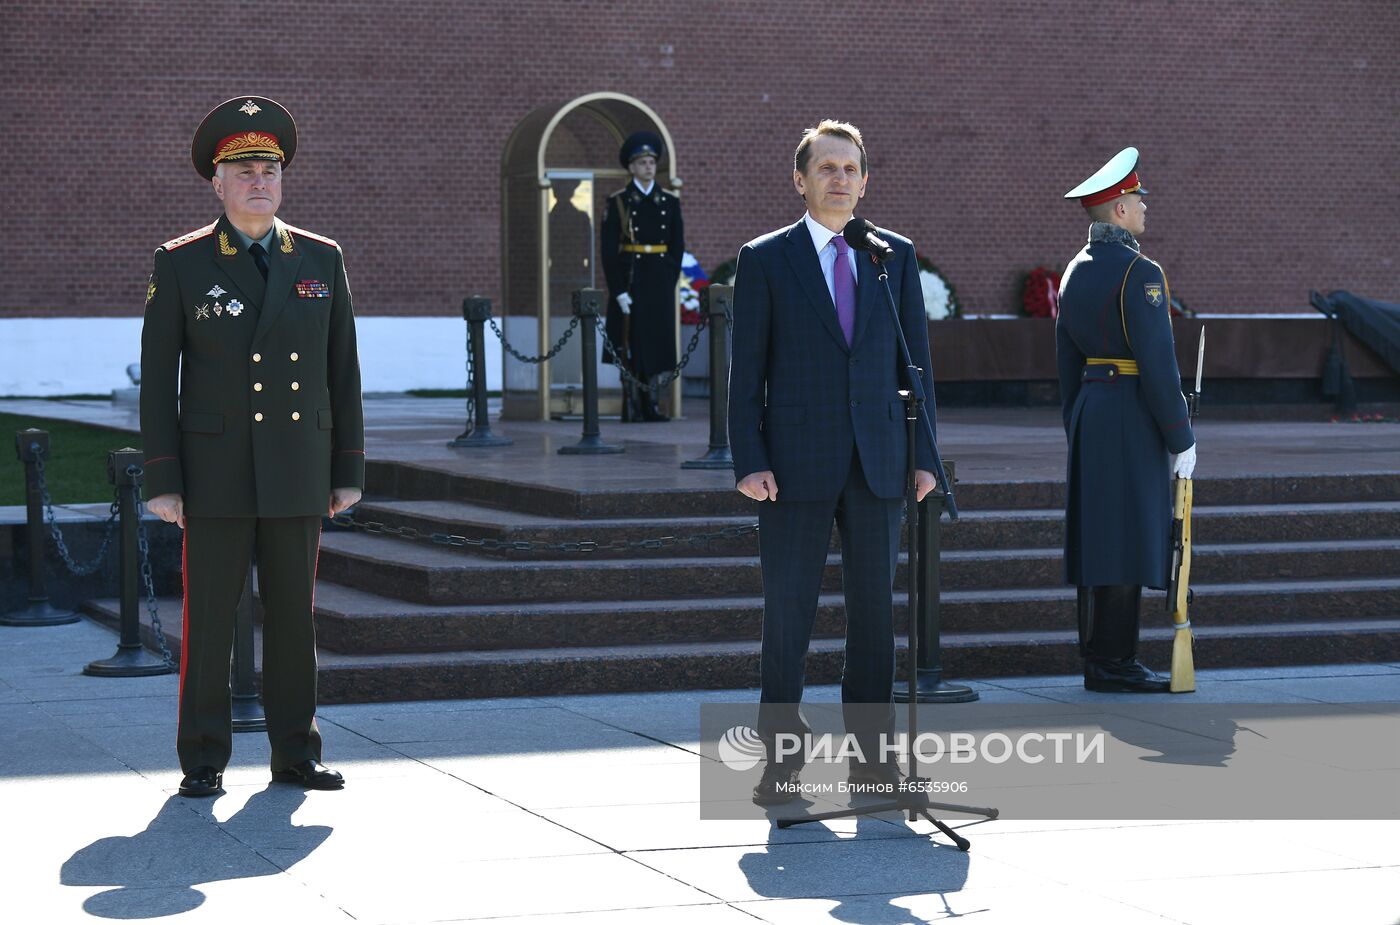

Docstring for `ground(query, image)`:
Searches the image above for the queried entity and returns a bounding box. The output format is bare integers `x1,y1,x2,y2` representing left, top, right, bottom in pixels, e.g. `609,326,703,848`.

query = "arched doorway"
499,93,682,421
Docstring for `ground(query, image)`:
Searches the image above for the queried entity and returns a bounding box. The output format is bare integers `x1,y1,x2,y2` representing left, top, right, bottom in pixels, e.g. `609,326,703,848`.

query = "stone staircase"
86,462,1400,702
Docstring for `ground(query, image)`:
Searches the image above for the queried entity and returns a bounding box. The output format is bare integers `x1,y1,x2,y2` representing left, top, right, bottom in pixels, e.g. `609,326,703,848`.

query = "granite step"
303,576,1400,654
77,598,1400,701
365,461,1400,519
316,530,1400,605
346,498,1400,559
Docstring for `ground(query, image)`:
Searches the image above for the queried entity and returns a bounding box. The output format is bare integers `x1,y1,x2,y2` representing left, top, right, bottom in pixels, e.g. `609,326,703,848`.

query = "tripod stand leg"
918,811,970,851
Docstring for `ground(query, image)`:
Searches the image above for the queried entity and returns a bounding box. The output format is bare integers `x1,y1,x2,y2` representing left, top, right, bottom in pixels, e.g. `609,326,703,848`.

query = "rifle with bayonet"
1166,327,1204,693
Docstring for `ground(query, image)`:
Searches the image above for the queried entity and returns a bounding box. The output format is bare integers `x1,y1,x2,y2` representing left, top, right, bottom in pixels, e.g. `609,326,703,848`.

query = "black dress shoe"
641,403,670,422
178,766,223,797
271,760,345,790
1084,657,1171,693
752,764,801,806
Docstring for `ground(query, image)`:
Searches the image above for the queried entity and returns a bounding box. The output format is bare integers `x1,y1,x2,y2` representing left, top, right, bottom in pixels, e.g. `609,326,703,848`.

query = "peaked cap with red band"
191,96,298,180
1064,146,1148,208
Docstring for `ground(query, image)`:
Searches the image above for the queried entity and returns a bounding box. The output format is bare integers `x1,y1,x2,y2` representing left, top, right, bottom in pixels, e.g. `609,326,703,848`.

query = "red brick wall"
4,0,1397,319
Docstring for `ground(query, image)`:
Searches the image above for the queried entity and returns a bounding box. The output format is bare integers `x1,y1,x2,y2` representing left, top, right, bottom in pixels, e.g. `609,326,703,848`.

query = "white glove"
1172,444,1197,479
616,293,633,315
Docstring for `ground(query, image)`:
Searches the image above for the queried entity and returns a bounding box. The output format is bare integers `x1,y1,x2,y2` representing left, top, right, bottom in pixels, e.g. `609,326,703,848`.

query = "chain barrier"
31,444,118,576
129,464,175,669
487,314,581,365
331,511,757,555
596,311,710,393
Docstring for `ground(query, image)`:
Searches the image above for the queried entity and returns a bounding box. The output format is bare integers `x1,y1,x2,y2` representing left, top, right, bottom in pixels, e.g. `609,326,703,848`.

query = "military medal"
226,299,244,317
213,302,223,317
207,285,227,299
195,303,211,320
295,279,331,298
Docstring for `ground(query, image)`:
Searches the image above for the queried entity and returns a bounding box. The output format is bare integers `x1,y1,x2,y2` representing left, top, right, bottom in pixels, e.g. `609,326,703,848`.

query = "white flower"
920,268,952,320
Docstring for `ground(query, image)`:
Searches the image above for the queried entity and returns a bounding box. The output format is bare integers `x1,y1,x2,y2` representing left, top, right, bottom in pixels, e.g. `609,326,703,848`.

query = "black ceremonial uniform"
1057,147,1194,693
601,180,685,380
140,96,363,790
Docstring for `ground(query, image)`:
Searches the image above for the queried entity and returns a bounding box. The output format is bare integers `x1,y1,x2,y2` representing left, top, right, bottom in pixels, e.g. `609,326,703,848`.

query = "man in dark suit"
601,131,685,421
1057,147,1197,693
728,120,939,804
140,96,365,796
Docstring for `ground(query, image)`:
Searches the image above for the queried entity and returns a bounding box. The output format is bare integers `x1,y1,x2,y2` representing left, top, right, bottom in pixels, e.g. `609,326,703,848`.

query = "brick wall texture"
3,0,1397,319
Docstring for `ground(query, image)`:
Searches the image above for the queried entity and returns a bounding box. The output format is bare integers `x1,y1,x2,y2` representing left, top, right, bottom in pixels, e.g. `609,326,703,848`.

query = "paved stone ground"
3,618,1399,924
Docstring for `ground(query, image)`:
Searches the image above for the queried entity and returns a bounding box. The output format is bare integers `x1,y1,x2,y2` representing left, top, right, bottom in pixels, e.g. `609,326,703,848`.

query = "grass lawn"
0,412,139,506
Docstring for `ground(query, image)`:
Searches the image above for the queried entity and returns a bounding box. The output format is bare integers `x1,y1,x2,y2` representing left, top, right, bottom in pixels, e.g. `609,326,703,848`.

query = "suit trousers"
178,516,323,772
757,451,901,760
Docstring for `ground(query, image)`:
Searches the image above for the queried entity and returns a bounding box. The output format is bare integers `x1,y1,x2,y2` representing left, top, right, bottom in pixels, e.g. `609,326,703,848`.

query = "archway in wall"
499,93,681,421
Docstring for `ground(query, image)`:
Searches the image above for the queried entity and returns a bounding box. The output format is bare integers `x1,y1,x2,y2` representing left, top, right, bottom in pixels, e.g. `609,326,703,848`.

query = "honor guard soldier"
601,131,685,421
1056,147,1197,693
140,96,365,795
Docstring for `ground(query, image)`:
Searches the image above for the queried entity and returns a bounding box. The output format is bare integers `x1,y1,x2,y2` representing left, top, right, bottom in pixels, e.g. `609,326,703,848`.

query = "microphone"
841,218,895,262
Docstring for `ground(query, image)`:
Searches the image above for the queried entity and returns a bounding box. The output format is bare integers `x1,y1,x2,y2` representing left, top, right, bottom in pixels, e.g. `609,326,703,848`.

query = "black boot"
1083,585,1170,693
641,376,670,422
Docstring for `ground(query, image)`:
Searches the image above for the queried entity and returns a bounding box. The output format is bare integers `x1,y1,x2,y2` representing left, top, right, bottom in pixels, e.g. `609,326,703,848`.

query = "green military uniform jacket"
140,214,365,517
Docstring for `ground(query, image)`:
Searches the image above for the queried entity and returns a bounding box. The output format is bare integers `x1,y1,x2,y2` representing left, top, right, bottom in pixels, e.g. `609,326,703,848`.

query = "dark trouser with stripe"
179,516,323,772
1079,585,1144,661
756,451,901,764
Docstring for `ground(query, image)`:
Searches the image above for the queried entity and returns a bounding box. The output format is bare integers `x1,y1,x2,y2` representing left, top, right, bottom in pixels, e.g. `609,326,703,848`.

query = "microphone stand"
776,249,996,850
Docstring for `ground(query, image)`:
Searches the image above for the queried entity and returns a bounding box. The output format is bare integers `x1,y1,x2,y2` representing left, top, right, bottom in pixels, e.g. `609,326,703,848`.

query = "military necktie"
249,242,270,281
832,235,856,345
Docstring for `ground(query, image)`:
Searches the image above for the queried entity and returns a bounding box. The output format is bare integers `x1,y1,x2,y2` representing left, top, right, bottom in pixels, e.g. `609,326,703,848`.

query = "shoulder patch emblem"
1144,282,1164,308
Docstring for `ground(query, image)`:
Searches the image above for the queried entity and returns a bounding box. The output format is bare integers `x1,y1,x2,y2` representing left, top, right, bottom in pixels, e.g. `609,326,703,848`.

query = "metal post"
683,285,735,470
895,460,978,703
449,296,512,448
85,448,171,675
1,429,77,626
231,563,266,732
559,288,623,455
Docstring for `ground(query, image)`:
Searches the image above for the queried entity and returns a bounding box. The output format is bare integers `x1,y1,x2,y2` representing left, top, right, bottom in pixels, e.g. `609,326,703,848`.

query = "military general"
1056,147,1197,694
140,96,365,796
601,131,685,421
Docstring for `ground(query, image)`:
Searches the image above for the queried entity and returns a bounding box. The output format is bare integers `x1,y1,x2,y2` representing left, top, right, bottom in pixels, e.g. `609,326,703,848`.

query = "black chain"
330,511,757,555
596,311,710,392
488,315,580,365
128,464,175,669
31,444,118,576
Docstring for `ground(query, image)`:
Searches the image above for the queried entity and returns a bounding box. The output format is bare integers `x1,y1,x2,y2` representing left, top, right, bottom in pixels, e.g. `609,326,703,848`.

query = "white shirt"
803,212,858,306
633,179,655,196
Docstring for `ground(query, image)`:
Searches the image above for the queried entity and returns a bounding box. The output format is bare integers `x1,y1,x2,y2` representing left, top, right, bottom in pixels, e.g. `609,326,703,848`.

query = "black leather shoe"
271,760,345,790
752,764,801,806
1084,657,1171,693
641,402,670,422
178,766,223,797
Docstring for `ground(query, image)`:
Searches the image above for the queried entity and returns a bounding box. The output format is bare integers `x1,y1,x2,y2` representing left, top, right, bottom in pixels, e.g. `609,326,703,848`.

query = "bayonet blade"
1194,327,1206,395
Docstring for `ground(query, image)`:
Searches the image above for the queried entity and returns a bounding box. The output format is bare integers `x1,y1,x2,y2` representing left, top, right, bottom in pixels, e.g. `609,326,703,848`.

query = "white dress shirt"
633,179,655,196
803,212,858,306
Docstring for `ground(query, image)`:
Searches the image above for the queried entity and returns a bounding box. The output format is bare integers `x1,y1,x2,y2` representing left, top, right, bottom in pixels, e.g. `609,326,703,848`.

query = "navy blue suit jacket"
728,219,937,502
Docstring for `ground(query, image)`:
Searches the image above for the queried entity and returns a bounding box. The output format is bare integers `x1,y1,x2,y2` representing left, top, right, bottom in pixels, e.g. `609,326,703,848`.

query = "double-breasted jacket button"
253,382,263,392
254,412,264,422
291,411,301,422
291,381,300,391
252,353,262,363
289,352,299,362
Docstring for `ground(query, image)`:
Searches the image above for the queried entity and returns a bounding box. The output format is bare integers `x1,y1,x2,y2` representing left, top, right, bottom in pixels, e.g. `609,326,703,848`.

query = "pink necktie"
833,235,856,345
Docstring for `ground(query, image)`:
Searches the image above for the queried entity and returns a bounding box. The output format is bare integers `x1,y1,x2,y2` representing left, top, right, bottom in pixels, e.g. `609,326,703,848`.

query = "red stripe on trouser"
177,527,190,738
